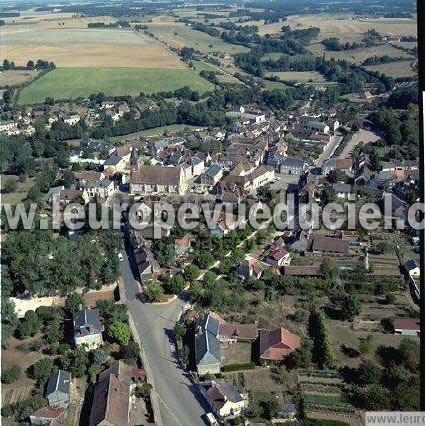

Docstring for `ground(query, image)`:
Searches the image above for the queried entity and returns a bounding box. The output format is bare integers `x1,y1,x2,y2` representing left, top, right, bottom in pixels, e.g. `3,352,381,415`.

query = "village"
1,94,421,426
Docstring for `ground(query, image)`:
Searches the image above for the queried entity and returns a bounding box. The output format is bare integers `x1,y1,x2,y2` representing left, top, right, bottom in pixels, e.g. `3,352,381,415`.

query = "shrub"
1,365,21,384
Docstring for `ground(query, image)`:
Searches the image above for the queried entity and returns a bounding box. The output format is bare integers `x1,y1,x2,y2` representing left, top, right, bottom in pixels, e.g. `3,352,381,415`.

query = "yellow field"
2,43,184,68
1,22,184,68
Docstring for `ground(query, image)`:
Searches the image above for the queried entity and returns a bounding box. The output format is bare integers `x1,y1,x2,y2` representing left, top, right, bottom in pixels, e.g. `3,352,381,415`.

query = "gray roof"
205,163,222,178
73,308,103,337
195,315,220,366
405,259,419,271
104,155,122,166
46,370,71,397
191,157,203,166
281,157,305,167
80,178,112,189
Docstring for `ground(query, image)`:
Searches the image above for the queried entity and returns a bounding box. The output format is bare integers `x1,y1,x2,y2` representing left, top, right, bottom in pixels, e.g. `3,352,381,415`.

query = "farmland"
17,67,214,104
1,27,182,68
0,70,40,87
145,23,248,53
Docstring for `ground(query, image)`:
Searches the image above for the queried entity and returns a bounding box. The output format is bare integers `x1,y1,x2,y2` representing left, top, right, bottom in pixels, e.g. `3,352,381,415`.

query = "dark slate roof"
195,315,220,366
46,370,71,397
281,157,305,167
205,163,222,178
73,308,103,337
405,259,419,271
104,155,122,166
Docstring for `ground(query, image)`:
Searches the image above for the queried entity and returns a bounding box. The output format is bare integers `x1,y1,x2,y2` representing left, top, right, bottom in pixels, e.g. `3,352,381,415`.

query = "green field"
18,67,215,104
265,71,326,82
364,60,416,78
146,23,248,54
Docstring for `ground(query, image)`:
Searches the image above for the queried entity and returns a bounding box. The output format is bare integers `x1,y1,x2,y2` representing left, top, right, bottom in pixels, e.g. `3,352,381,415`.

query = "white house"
201,381,247,420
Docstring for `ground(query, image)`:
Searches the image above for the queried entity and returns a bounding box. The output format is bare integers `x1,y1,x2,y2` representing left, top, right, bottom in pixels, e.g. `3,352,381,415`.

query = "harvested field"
0,69,40,87
2,43,183,68
18,67,214,104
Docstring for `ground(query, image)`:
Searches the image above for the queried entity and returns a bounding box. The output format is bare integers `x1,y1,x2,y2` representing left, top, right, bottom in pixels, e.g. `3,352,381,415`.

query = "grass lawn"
108,124,204,141
220,341,252,365
265,71,325,82
17,67,214,104
262,79,290,90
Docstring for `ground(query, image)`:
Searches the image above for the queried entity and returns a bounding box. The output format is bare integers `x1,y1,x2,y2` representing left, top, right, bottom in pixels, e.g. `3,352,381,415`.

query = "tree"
219,258,233,275
362,385,391,410
62,169,75,188
183,264,200,282
18,310,41,339
357,361,381,385
173,323,185,341
3,178,17,193
26,60,35,69
30,358,56,386
107,321,131,345
376,241,390,254
59,347,89,377
92,348,108,365
1,365,21,384
189,281,203,301
309,310,334,368
136,382,152,399
165,275,185,294
65,292,85,313
398,338,419,372
197,252,215,269
145,282,163,302
340,294,361,321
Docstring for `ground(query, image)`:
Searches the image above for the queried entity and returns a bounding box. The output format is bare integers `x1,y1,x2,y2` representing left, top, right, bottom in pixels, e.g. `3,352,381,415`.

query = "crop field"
145,23,248,53
17,67,214,104
364,60,416,78
1,26,182,68
0,69,40,87
265,71,325,82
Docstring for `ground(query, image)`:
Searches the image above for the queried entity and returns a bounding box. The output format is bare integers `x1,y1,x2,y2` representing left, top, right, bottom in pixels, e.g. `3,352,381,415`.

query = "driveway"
120,233,209,426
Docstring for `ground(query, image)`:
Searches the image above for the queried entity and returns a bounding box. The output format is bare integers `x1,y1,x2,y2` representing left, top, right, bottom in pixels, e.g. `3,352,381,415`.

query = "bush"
107,321,131,345
3,178,17,193
1,365,21,384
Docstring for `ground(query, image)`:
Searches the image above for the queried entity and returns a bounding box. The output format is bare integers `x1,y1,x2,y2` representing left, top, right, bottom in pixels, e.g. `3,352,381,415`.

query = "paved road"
120,235,209,426
315,132,344,167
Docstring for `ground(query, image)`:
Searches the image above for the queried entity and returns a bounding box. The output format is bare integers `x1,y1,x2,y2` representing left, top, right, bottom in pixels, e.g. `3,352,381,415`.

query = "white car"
118,253,123,261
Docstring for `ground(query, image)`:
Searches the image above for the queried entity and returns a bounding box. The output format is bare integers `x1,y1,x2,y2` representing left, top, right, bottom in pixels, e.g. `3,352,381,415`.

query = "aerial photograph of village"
0,0,421,425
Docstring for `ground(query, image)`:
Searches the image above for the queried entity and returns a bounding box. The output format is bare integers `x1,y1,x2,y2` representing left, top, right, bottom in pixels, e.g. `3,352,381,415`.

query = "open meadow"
364,60,416,78
265,71,326,82
17,67,214,104
145,22,248,53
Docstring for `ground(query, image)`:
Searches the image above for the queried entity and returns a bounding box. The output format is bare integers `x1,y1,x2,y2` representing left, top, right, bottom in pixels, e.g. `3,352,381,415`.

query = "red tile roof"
393,319,420,331
259,328,301,361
